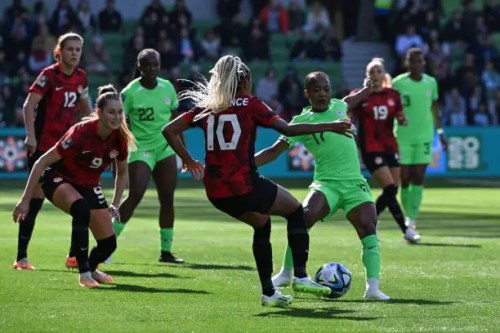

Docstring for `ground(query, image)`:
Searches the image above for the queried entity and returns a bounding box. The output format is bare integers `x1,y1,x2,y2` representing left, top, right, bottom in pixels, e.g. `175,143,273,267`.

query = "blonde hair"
178,55,251,120
89,84,137,151
366,57,392,88
53,32,84,61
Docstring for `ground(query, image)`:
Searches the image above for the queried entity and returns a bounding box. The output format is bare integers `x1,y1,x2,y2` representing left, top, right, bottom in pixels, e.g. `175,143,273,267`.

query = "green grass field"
1,181,499,333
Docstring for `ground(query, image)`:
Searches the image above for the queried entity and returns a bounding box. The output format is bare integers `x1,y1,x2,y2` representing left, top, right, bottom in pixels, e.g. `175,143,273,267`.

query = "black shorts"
209,175,278,218
362,152,400,173
28,150,45,171
41,169,109,210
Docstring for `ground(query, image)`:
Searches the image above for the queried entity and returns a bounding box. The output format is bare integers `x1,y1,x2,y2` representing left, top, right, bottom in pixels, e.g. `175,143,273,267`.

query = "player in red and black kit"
14,32,92,270
349,58,419,243
13,85,136,288
162,55,354,307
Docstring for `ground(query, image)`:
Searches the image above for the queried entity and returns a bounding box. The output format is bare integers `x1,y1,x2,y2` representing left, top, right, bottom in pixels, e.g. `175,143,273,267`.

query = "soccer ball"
314,262,352,298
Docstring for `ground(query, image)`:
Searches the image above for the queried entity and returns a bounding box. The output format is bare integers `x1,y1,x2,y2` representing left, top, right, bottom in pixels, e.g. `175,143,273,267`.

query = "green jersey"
283,99,363,181
392,73,438,144
121,77,178,150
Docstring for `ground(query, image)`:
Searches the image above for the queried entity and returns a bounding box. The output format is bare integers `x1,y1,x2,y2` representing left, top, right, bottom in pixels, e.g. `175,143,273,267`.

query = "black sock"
70,199,91,273
17,198,44,261
286,205,309,278
375,192,388,216
380,185,407,232
89,235,117,271
252,219,274,296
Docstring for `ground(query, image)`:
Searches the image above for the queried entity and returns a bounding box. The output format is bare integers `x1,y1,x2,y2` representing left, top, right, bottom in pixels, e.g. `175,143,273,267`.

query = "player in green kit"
256,72,390,300
392,48,447,238
111,49,184,263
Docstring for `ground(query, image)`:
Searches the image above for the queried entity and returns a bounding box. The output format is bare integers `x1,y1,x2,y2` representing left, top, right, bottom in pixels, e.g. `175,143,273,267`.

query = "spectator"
169,0,193,30
218,11,246,49
444,88,467,126
483,0,500,33
395,24,427,59
442,10,465,43
259,0,289,34
84,35,110,75
322,26,343,61
76,0,97,34
288,0,306,33
256,67,279,104
142,0,168,23
488,88,500,125
177,27,198,63
217,0,241,23
482,59,500,98
31,23,56,56
243,18,269,61
200,29,221,62
27,39,52,75
49,0,81,35
98,0,122,32
303,1,330,34
473,102,490,126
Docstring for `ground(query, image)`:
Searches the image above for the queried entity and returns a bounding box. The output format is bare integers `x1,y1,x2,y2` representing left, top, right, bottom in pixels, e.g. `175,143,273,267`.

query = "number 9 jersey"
182,95,279,199
121,77,179,151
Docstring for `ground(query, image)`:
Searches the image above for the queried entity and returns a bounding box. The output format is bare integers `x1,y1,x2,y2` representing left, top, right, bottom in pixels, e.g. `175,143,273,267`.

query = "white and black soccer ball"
314,262,352,298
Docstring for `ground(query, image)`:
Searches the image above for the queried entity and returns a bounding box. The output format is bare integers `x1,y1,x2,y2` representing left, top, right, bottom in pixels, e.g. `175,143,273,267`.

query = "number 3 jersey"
121,77,178,150
350,87,403,154
53,119,128,187
29,63,88,153
282,99,363,182
182,95,279,199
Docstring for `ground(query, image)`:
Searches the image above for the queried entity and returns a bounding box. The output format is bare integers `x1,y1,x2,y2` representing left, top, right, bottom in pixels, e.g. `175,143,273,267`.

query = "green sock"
361,234,381,279
409,185,423,220
160,228,174,252
112,220,126,237
283,245,293,271
401,186,412,216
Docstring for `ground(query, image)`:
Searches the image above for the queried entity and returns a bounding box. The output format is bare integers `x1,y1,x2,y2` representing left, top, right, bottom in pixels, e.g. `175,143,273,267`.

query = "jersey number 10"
206,114,241,151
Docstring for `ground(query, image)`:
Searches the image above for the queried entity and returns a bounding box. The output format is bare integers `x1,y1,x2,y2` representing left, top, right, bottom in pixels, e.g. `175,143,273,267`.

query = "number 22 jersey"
182,95,279,199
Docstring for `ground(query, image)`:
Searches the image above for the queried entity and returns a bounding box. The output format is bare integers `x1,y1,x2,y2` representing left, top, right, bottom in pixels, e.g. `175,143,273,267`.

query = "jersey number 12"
206,114,241,151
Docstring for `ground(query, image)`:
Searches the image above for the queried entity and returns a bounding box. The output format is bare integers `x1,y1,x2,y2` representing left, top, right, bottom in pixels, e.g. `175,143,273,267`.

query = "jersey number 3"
206,114,241,151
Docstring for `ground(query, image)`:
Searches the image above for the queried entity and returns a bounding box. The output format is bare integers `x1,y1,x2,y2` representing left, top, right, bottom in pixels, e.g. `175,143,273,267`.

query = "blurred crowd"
0,0,499,127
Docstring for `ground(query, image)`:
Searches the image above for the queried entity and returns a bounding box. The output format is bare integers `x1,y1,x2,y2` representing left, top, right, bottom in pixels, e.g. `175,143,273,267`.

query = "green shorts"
309,178,373,218
128,143,175,170
398,141,432,165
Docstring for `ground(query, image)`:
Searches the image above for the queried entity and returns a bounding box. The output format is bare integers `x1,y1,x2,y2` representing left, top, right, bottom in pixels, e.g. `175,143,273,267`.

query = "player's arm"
109,158,128,219
78,87,92,116
270,117,354,138
13,147,62,223
23,92,43,156
342,77,372,109
162,115,204,180
432,100,447,150
255,139,290,167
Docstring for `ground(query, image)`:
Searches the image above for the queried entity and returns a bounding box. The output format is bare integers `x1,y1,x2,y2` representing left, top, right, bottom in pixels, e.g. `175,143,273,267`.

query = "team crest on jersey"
109,150,119,159
375,156,383,165
61,138,73,149
388,99,395,106
53,177,63,183
36,75,48,87
165,97,171,105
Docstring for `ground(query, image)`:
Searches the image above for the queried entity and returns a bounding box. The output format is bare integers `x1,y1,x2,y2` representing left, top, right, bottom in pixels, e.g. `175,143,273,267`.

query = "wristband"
437,128,444,135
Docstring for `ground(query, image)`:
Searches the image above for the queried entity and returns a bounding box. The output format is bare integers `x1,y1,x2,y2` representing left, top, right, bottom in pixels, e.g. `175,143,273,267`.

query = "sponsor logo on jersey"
53,177,63,183
61,138,73,149
36,75,48,87
110,150,119,159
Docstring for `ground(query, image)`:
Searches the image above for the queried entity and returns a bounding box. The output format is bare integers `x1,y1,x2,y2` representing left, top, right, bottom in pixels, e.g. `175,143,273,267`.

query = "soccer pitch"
1,182,499,333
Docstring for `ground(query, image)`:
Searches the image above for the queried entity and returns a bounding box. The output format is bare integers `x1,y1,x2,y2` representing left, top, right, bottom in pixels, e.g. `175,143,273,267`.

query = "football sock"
382,185,407,232
160,227,174,252
285,205,309,278
401,185,411,216
16,198,43,261
409,185,423,220
252,219,274,297
112,219,126,237
282,245,294,271
361,234,380,279
89,235,117,271
375,192,388,215
70,199,91,273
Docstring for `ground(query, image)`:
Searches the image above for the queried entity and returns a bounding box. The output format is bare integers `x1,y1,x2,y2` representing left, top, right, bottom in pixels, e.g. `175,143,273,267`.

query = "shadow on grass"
185,263,255,271
413,242,481,248
256,307,376,321
333,299,455,305
105,270,179,278
440,234,500,239
99,283,211,294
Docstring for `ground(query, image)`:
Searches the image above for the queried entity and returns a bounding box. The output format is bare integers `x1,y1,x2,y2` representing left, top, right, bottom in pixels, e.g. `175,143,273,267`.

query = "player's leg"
88,206,116,285
14,151,45,270
343,180,390,300
398,143,414,218
272,188,330,287
407,142,431,228
152,153,184,264
266,181,331,297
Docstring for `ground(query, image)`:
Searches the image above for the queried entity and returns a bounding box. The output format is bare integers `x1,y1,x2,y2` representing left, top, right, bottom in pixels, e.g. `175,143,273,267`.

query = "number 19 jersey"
121,77,178,150
283,99,363,181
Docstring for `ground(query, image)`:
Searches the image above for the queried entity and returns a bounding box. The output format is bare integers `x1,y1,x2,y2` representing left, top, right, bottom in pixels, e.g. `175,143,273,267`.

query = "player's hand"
108,205,120,221
24,135,37,157
13,198,30,223
397,115,408,126
329,119,355,138
182,159,204,180
439,134,448,151
363,76,373,93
